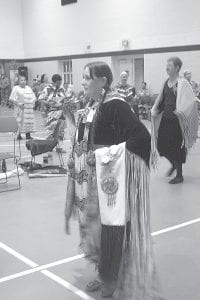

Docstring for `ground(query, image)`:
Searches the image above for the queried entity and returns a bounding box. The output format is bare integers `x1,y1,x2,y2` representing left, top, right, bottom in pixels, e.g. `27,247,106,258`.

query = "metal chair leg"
56,143,65,167
16,159,21,189
18,139,22,160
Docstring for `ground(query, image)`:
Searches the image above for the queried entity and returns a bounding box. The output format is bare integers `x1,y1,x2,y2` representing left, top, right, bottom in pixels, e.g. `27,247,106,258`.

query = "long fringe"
114,153,165,300
150,116,159,170
176,103,199,152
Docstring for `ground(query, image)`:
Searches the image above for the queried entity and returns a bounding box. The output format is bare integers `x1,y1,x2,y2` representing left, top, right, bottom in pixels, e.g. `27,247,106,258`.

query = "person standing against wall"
115,71,139,118
151,57,198,184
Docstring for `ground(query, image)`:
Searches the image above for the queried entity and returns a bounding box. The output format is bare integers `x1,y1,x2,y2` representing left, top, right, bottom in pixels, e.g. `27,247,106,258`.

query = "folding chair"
0,116,21,192
26,119,65,167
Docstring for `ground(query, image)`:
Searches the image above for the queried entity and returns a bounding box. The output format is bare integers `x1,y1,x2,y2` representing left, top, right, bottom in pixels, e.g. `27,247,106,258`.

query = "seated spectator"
137,82,150,98
183,70,198,95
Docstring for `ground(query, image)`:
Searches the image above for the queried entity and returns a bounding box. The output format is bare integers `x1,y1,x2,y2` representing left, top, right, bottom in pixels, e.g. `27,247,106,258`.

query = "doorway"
134,58,144,92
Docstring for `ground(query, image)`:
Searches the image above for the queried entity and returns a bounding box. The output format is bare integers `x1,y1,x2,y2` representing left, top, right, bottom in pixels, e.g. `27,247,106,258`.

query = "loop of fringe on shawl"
150,116,159,170
114,152,165,300
150,112,163,170
176,104,199,152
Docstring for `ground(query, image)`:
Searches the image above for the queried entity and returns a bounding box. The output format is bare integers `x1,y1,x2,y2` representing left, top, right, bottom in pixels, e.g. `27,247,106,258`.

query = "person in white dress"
10,75,36,140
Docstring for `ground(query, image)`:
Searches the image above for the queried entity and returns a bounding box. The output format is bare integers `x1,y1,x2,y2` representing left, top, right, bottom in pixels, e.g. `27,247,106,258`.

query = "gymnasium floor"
0,107,200,300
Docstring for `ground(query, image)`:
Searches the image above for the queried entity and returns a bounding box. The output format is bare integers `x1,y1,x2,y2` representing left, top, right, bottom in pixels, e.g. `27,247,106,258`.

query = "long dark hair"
84,62,113,147
41,74,46,83
84,61,113,101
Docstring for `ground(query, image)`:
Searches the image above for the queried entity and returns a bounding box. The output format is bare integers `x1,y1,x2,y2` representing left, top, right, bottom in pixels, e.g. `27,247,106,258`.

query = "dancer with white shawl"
151,57,198,184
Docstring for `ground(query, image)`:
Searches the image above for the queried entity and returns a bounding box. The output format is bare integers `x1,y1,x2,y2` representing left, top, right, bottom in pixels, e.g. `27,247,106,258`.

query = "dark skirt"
157,115,186,163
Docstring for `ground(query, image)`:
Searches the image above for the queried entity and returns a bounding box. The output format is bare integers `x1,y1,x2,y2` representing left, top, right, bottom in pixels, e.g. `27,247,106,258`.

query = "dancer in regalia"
65,62,164,299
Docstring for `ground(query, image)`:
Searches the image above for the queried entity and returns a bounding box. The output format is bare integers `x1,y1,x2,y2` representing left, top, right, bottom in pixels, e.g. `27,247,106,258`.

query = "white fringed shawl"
114,152,165,300
151,78,198,166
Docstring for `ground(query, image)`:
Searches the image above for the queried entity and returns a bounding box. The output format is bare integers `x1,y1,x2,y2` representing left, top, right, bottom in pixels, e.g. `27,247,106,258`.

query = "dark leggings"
98,223,131,283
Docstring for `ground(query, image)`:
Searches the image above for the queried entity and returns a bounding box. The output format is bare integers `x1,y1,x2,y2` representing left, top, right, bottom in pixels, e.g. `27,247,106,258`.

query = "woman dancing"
65,62,164,299
151,57,198,184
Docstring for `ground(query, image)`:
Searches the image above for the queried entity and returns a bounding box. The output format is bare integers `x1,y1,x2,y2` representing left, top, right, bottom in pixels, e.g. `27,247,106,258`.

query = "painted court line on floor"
0,253,84,283
0,242,94,300
1,217,200,298
152,217,200,236
41,270,95,300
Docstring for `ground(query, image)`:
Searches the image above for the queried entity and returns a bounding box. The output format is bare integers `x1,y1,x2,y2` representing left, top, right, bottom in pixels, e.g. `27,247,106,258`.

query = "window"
63,60,73,84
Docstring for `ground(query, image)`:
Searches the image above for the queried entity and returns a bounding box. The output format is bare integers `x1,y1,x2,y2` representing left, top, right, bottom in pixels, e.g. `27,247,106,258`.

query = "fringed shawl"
114,152,164,300
151,78,198,166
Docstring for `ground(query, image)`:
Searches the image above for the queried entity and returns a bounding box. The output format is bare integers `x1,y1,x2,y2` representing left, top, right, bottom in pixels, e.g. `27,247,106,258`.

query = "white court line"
1,217,200,297
0,242,37,268
0,242,93,300
42,270,95,300
0,253,84,283
152,217,200,236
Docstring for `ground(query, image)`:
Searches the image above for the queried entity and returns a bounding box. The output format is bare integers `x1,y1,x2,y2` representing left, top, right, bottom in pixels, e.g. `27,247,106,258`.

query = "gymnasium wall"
22,0,200,59
0,0,24,59
25,56,111,92
25,61,60,84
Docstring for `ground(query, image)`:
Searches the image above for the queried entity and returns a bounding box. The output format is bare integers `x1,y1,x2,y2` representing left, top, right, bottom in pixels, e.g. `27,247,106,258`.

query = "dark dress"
79,99,151,283
157,81,186,163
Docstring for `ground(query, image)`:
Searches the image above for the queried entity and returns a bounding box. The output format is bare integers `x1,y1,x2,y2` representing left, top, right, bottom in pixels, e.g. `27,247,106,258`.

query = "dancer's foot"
86,280,102,292
101,281,116,298
169,176,184,184
166,165,176,177
17,134,23,141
